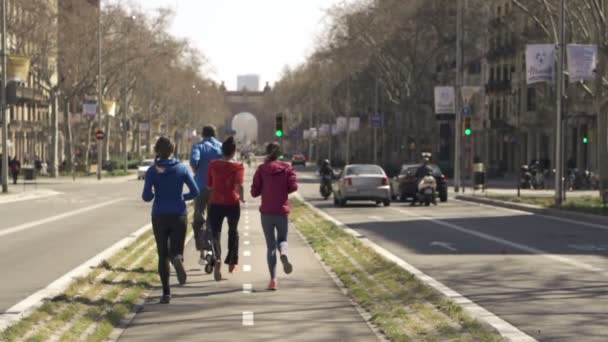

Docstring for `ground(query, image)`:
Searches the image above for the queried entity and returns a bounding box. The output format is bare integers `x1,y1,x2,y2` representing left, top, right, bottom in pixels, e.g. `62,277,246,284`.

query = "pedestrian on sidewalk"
206,136,245,281
9,156,21,185
190,125,223,264
142,137,200,304
251,142,298,291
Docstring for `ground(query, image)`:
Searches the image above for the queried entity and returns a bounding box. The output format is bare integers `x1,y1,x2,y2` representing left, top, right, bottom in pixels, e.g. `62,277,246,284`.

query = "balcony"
485,79,512,94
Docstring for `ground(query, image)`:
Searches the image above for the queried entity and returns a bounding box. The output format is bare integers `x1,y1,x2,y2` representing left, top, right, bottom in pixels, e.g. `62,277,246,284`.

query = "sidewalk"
117,199,379,341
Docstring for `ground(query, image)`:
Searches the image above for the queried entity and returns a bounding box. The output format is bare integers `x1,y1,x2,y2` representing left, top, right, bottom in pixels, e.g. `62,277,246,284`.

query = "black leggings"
152,215,187,295
207,204,240,265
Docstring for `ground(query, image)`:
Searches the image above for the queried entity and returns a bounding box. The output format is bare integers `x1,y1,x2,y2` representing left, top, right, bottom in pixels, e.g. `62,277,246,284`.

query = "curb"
456,195,608,227
0,223,152,333
294,193,536,342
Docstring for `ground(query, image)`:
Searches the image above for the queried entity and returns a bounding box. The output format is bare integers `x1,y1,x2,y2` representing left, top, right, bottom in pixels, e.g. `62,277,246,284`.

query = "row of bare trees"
13,0,225,174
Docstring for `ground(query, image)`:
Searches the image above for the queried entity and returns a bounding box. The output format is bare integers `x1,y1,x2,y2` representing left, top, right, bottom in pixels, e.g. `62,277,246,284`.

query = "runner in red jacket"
251,142,298,290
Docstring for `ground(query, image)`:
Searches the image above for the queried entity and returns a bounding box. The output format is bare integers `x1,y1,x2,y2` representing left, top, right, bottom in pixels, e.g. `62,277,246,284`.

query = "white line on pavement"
243,250,251,257
0,198,126,238
245,225,250,230
0,189,62,205
295,194,536,342
393,208,604,273
243,284,252,294
244,240,250,246
0,222,151,332
244,232,249,237
368,215,384,221
242,311,254,326
243,265,252,272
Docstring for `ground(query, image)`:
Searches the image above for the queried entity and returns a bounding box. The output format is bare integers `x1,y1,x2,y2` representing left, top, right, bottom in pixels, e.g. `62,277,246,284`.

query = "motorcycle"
520,165,532,189
416,175,437,206
320,174,333,200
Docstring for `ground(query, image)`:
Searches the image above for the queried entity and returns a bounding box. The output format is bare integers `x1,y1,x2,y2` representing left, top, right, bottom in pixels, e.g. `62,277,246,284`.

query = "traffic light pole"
554,0,565,205
1,0,8,193
454,0,463,193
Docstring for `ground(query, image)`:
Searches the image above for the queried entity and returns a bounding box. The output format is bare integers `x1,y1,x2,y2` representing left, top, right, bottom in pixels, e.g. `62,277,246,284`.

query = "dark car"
391,163,448,202
291,154,307,167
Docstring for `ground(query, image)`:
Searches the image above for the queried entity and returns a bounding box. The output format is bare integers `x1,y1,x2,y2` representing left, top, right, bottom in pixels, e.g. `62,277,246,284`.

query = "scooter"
320,174,333,200
416,175,437,206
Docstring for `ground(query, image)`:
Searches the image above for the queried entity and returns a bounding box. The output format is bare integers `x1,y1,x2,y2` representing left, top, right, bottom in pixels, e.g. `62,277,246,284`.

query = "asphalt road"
296,168,608,342
0,176,151,313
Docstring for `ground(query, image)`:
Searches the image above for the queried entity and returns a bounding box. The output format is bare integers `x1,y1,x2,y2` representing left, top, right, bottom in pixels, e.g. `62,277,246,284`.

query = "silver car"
137,159,155,180
333,164,391,207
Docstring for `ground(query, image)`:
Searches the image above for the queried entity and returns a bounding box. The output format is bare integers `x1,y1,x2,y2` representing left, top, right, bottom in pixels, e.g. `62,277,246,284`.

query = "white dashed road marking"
243,265,252,272
243,250,251,257
243,284,252,294
242,311,254,326
244,240,250,246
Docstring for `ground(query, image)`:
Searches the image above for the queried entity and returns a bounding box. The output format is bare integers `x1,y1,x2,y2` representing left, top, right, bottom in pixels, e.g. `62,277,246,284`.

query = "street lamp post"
554,0,565,204
1,0,8,193
97,0,103,180
454,0,464,193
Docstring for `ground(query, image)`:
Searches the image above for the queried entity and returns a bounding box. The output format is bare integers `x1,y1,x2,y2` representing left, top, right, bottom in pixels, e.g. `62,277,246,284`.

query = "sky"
129,0,347,91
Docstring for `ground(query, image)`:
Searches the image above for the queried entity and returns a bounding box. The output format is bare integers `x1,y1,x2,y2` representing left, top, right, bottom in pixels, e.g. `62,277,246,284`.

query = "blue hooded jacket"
142,158,199,216
190,137,222,191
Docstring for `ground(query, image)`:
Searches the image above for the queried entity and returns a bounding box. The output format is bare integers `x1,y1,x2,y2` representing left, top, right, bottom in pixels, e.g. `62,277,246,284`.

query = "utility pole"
1,0,8,192
97,1,103,180
554,0,565,205
454,0,464,192
345,78,351,165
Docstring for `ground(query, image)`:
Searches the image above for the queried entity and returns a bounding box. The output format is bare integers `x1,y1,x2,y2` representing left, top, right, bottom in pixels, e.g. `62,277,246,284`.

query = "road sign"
95,130,105,140
370,113,383,128
463,106,472,118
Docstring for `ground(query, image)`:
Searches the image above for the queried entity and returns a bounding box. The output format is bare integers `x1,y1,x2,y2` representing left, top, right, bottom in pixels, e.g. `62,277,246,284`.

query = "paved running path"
118,197,378,341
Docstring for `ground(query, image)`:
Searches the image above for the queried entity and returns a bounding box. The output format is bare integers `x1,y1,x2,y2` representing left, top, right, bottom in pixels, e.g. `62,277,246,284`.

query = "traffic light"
275,113,284,138
583,136,589,144
463,117,472,136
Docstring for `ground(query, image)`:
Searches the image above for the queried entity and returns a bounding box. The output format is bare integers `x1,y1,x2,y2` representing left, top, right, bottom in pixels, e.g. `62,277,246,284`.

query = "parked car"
392,163,448,202
333,164,391,207
137,159,155,180
291,154,307,167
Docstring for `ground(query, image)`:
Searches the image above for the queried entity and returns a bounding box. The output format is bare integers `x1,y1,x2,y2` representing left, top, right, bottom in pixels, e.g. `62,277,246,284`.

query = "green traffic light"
275,130,284,138
465,128,472,136
583,137,589,144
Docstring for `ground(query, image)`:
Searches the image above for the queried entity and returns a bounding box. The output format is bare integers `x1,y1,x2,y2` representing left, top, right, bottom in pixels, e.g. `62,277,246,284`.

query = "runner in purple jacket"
250,142,298,290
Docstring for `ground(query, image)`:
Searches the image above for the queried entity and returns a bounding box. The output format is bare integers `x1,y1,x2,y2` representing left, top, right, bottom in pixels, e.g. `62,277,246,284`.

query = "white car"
137,159,155,180
333,164,391,207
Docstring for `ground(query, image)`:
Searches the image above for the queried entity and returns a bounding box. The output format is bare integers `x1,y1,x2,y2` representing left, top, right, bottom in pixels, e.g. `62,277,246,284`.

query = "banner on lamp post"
336,116,348,133
434,86,456,114
348,117,360,132
526,44,555,84
567,44,598,83
309,127,318,140
319,124,330,137
103,100,117,117
303,129,310,140
461,86,481,105
8,56,31,82
331,124,338,136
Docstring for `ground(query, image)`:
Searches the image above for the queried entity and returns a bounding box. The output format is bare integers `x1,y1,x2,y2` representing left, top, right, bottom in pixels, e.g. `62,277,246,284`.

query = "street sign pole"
373,76,379,165
97,1,103,180
555,0,565,205
1,0,8,193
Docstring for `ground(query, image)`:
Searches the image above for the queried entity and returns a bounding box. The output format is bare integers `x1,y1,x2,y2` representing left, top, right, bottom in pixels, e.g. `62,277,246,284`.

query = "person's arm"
250,167,262,198
287,166,298,194
190,144,200,172
182,165,200,201
141,169,155,202
206,162,214,190
237,165,245,202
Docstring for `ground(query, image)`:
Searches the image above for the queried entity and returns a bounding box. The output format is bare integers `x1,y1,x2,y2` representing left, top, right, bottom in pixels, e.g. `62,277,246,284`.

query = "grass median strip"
291,199,505,342
484,194,608,216
0,231,160,342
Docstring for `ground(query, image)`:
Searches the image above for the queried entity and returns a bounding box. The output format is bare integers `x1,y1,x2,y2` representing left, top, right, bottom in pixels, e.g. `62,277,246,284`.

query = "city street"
0,176,151,314
296,169,608,341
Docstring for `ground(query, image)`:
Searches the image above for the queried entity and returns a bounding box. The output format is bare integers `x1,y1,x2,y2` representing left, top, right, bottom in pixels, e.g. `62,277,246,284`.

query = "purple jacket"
251,161,298,215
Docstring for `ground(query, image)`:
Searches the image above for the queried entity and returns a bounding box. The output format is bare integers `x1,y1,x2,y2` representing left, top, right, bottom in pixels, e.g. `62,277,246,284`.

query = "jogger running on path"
142,137,199,304
206,137,245,281
250,142,298,290
190,125,223,264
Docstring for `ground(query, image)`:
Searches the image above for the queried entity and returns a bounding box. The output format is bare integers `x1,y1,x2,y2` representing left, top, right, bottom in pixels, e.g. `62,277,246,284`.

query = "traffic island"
0,230,162,342
290,199,506,341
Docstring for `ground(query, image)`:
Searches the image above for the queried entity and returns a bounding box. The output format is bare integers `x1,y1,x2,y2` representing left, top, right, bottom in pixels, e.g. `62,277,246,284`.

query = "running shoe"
229,264,238,273
213,260,222,281
267,279,278,291
280,254,293,274
160,294,171,304
172,255,187,285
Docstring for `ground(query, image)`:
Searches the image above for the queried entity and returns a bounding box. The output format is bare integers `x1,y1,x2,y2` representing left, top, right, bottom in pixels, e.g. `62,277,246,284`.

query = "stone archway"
231,112,259,145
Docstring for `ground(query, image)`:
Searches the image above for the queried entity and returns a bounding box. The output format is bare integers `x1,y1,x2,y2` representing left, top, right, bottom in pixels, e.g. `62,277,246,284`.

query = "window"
527,87,537,111
503,66,509,81
468,61,481,74
489,67,495,82
496,99,502,119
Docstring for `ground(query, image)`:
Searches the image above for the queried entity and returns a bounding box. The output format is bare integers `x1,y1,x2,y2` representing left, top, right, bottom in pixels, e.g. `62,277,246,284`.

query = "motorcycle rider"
411,153,433,206
319,159,334,197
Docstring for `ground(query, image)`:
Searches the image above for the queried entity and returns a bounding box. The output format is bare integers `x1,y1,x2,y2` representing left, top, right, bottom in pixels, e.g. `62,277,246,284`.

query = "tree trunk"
84,120,94,174
63,98,74,172
49,92,59,177
103,116,111,163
